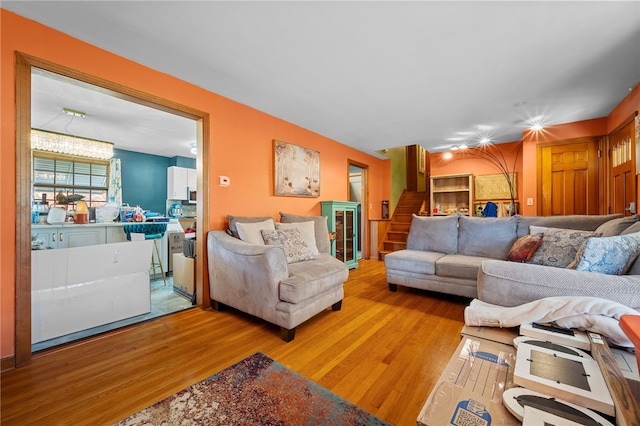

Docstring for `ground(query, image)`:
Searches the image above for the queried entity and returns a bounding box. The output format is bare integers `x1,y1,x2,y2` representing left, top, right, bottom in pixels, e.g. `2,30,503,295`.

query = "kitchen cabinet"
32,223,123,249
167,166,196,200
321,201,360,269
430,173,473,216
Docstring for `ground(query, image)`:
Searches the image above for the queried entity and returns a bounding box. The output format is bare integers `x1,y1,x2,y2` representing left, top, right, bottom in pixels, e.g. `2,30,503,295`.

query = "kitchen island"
31,223,153,345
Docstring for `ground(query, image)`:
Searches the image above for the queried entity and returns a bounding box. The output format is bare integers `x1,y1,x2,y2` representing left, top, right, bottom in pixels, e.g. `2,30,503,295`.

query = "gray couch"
207,213,349,342
385,213,640,310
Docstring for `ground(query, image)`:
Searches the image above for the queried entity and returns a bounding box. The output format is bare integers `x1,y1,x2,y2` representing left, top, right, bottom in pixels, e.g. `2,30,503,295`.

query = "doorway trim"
14,52,210,367
347,160,369,259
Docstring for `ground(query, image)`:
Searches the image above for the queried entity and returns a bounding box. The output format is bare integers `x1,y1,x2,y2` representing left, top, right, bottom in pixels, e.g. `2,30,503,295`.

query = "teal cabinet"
321,201,359,269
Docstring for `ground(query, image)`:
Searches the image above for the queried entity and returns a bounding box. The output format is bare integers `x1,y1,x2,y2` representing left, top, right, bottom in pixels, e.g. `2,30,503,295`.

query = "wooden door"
539,139,599,215
609,120,636,216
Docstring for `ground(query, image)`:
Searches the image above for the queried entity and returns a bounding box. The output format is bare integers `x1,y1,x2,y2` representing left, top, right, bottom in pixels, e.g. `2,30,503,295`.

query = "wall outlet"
527,198,534,206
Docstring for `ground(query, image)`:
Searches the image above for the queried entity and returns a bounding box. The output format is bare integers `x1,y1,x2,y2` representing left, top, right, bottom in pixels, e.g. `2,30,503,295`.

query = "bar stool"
123,223,168,286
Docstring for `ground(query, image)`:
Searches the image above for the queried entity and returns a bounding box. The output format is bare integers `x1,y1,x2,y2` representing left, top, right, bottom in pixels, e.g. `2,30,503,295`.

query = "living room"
2,2,640,424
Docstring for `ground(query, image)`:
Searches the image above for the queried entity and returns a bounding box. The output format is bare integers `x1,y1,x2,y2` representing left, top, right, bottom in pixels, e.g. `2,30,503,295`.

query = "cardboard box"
417,337,519,426
167,231,185,273
172,253,194,299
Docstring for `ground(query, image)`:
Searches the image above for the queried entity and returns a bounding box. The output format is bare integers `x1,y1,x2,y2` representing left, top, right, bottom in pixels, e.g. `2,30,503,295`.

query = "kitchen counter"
32,222,126,228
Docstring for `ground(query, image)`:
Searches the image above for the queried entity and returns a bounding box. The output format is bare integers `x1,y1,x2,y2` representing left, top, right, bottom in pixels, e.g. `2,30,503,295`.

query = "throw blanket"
464,297,640,348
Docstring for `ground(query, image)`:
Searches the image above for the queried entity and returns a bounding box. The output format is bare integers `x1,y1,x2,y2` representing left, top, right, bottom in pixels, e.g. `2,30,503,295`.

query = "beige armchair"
207,215,349,341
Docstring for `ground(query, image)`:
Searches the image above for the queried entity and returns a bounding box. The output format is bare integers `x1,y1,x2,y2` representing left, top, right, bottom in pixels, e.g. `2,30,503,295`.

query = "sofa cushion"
527,228,598,268
507,233,544,262
435,254,489,280
571,233,640,275
621,221,640,236
595,215,640,237
384,249,445,275
275,221,319,255
261,228,317,263
279,212,331,254
457,216,518,259
236,218,276,244
406,214,458,254
515,213,623,237
280,254,348,303
227,215,273,238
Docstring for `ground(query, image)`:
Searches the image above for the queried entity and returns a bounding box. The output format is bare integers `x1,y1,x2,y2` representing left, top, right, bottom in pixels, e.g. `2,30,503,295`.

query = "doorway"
348,161,368,259
15,53,210,366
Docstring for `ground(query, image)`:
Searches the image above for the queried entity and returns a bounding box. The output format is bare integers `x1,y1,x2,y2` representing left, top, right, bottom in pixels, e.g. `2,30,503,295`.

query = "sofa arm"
207,230,289,321
477,259,640,310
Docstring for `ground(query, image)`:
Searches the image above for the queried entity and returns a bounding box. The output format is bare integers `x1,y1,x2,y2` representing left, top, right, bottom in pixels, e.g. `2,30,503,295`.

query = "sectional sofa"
384,214,640,310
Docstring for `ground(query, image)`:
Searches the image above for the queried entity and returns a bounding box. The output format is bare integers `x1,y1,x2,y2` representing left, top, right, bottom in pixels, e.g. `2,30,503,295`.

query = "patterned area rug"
115,352,389,425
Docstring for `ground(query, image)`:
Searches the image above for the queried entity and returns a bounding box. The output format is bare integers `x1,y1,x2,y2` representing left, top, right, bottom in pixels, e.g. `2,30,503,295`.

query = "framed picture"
274,140,320,197
419,146,426,174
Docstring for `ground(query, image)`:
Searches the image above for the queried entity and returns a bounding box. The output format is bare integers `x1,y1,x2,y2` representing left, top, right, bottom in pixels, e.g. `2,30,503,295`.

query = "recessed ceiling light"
477,125,492,131
459,143,468,149
450,145,460,151
479,137,490,144
530,123,543,131
443,152,453,160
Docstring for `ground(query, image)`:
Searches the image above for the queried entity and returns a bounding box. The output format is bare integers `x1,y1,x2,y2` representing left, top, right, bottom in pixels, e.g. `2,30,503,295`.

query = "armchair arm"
207,230,289,324
478,259,640,310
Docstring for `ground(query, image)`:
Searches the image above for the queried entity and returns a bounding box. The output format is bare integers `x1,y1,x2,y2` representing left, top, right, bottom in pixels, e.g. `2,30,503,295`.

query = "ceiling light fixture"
62,107,86,118
31,128,114,159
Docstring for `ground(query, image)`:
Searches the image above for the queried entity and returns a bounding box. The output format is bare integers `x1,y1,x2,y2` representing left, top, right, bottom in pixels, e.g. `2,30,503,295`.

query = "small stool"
124,223,168,286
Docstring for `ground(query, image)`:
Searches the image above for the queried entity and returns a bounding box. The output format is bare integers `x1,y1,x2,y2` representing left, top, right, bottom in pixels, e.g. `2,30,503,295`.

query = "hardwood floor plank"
1,260,470,425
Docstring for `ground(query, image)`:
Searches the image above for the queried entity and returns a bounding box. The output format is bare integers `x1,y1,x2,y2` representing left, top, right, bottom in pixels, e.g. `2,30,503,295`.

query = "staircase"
378,190,427,260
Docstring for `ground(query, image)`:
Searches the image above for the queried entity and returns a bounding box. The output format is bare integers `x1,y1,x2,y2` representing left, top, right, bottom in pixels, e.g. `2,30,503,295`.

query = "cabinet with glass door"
321,201,359,269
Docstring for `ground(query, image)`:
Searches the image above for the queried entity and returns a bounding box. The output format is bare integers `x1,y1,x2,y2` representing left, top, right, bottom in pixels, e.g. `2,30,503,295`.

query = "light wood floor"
1,260,471,425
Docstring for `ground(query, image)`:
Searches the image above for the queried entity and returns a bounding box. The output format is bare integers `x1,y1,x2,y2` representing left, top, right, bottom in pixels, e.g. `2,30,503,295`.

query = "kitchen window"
32,152,110,207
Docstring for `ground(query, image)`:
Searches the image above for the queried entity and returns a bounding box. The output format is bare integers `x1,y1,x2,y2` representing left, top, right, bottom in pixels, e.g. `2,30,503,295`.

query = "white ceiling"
5,1,640,158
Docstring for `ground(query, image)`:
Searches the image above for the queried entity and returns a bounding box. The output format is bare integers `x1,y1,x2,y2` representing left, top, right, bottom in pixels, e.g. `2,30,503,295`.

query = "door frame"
14,52,210,367
347,160,369,259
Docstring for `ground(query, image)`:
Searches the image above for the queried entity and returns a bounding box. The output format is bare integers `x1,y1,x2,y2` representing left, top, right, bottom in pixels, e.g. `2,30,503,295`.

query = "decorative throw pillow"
507,233,544,262
572,233,640,275
236,218,276,245
275,221,319,255
261,228,317,264
526,229,598,268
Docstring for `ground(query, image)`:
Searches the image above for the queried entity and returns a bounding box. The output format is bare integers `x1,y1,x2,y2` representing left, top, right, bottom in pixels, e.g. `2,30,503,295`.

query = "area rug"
115,352,389,425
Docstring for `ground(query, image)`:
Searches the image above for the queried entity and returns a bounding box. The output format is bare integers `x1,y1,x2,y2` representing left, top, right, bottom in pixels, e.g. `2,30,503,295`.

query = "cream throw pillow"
236,218,276,245
275,221,319,255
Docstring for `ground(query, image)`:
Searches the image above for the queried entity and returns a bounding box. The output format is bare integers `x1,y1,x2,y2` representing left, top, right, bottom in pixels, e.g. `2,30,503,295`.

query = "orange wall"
0,10,390,358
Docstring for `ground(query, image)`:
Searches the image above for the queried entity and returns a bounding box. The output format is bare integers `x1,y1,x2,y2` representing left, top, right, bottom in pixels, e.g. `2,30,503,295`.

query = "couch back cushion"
458,216,518,259
595,215,640,237
279,212,331,254
515,213,623,237
406,214,458,254
227,215,274,238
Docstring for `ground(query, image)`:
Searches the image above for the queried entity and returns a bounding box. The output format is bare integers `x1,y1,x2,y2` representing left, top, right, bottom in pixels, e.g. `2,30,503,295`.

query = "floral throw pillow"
508,233,544,262
526,229,599,268
571,233,640,275
261,228,317,264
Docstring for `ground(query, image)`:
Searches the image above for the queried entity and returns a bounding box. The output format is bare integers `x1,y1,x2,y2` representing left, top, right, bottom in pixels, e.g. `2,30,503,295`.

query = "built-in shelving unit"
430,173,473,216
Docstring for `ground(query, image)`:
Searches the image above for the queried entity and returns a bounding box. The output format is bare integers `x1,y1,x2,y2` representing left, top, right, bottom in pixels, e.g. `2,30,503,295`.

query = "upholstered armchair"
207,213,349,341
